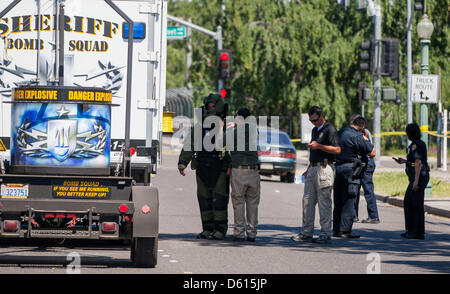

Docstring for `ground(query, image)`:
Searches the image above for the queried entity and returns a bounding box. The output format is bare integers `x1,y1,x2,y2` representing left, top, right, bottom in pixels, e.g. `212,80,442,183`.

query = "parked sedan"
257,128,296,183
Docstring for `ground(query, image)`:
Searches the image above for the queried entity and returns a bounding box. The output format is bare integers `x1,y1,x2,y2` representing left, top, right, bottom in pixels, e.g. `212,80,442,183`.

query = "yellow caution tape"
293,131,450,142
372,131,406,137
372,131,450,138
429,131,450,139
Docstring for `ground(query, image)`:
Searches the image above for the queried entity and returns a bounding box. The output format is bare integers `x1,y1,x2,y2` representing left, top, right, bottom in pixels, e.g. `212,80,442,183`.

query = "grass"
373,172,450,198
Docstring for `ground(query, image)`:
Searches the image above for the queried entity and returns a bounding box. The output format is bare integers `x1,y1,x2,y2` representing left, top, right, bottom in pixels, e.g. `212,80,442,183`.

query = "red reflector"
4,220,19,231
119,204,128,213
44,213,55,219
55,213,65,218
141,205,151,214
102,222,117,232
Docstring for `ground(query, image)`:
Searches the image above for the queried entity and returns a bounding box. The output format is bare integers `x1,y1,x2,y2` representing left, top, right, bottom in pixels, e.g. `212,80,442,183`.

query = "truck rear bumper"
0,198,135,214
0,199,134,240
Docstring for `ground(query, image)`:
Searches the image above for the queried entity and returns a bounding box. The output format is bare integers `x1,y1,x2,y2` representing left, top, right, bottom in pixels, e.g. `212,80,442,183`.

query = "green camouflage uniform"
178,94,231,240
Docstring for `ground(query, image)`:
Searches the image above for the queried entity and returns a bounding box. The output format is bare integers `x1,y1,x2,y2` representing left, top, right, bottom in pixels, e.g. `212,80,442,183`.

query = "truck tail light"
44,213,55,219
55,213,65,218
119,204,128,213
3,220,20,232
101,222,117,233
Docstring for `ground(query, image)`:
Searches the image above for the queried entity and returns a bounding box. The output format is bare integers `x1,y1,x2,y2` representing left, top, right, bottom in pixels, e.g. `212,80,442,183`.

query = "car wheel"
286,172,295,183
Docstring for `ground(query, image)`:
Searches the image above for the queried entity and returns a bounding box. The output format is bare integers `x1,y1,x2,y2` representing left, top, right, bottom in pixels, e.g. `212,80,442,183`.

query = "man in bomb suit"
178,93,231,240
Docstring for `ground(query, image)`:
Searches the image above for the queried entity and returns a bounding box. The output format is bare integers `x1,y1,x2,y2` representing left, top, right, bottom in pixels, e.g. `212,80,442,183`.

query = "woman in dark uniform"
394,123,430,240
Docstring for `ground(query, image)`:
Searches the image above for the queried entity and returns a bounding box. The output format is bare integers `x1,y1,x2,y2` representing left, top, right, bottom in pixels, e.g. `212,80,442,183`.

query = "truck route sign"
411,74,439,104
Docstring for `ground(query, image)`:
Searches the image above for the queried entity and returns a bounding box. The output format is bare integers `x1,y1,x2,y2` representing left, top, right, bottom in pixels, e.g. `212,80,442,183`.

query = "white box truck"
0,0,168,268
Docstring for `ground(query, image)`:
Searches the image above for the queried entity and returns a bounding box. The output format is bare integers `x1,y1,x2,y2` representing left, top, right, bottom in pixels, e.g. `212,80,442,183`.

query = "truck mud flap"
132,186,159,238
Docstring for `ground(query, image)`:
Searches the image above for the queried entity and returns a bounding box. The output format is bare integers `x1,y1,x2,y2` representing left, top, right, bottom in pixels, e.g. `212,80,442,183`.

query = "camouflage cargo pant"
196,172,229,239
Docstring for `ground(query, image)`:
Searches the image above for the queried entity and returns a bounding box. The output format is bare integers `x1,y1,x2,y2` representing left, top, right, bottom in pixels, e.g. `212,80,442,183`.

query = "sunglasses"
309,117,320,123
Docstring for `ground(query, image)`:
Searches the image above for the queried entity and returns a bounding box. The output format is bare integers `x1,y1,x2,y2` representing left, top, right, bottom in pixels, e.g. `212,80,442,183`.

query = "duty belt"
232,165,258,170
310,160,333,167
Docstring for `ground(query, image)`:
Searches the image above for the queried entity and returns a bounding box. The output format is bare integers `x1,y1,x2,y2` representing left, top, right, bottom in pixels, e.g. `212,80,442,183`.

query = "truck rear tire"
133,237,158,268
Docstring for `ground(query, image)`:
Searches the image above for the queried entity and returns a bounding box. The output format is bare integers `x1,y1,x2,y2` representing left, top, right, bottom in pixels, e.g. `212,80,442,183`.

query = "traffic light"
359,40,374,73
218,49,232,80
381,38,400,81
359,83,371,102
414,0,425,13
220,88,231,99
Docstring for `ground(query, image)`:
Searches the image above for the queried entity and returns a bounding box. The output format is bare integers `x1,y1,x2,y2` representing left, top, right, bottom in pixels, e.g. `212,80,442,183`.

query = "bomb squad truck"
0,0,168,268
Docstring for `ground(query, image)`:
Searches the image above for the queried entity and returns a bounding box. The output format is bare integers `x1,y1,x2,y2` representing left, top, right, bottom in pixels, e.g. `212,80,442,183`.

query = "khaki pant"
230,168,261,238
302,164,335,237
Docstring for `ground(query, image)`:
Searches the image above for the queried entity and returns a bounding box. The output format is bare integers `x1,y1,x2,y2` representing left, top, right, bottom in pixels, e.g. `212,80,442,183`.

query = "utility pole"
407,0,413,130
369,0,382,166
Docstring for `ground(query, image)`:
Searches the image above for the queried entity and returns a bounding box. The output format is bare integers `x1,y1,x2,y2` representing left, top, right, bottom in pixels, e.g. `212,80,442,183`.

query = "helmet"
202,93,228,119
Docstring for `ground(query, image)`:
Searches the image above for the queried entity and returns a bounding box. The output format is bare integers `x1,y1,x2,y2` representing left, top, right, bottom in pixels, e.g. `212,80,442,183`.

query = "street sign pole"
217,26,224,91
167,15,223,92
420,38,431,146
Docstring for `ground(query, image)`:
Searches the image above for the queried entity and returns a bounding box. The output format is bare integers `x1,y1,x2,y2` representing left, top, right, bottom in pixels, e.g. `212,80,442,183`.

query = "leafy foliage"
166,0,449,146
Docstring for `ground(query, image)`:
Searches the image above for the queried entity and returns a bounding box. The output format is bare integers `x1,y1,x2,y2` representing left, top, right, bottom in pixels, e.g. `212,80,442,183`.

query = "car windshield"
258,130,292,146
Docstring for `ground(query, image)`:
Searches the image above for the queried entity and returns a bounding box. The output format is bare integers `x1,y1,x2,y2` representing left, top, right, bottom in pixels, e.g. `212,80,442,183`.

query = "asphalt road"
0,153,449,274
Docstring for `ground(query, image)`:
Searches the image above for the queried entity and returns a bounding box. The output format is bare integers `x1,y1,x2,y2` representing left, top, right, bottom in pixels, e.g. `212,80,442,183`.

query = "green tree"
166,0,448,147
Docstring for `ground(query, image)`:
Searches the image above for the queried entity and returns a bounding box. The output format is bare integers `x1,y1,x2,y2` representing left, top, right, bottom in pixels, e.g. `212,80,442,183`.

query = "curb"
375,194,450,219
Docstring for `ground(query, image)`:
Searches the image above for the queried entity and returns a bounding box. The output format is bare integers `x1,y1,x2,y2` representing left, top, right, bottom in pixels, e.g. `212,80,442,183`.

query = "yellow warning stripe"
0,138,6,152
290,139,302,143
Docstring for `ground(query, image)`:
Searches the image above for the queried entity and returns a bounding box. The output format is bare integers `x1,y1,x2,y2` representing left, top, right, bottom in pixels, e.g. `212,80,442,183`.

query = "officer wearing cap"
178,93,231,240
333,116,375,239
394,123,429,240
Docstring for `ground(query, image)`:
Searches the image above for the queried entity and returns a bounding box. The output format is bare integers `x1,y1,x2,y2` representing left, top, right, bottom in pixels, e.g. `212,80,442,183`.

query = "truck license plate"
1,184,29,199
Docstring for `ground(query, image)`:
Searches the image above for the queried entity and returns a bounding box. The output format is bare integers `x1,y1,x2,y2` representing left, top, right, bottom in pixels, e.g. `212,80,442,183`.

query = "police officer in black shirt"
393,123,429,240
291,106,340,244
333,116,375,238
